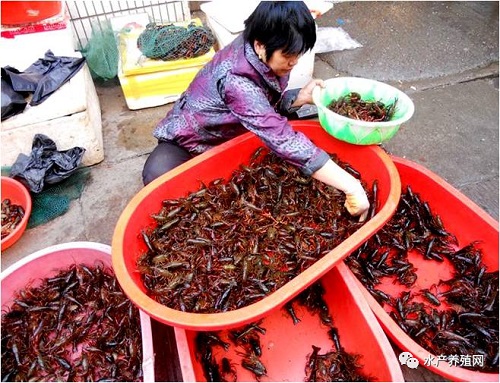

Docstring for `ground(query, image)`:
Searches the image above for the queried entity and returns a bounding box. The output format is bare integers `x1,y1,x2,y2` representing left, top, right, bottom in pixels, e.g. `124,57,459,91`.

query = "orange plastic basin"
174,262,404,382
348,156,499,382
112,120,401,330
1,176,32,251
1,1,62,25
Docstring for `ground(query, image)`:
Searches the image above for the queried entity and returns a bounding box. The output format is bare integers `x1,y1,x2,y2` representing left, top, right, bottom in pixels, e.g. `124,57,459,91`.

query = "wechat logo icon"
399,351,419,369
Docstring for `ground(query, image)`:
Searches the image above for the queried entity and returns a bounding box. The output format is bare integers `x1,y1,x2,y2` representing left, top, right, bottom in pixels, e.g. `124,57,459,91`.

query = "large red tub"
347,156,499,382
174,262,405,382
112,120,401,330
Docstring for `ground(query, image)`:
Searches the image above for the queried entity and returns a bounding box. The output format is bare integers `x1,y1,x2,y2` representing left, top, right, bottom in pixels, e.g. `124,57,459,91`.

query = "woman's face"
267,50,302,77
254,41,301,77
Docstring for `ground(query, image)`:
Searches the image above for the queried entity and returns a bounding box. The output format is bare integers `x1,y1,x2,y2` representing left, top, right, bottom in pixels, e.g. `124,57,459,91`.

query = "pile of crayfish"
1,198,25,239
297,283,375,382
346,186,499,373
138,147,376,313
1,263,144,382
328,92,397,122
195,282,374,382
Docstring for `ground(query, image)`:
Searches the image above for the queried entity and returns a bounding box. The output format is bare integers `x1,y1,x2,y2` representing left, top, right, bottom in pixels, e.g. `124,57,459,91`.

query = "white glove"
344,183,370,222
312,159,370,222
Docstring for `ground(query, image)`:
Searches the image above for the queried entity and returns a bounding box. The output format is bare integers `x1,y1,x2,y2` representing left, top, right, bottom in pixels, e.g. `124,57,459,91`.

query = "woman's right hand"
311,159,370,222
344,185,370,222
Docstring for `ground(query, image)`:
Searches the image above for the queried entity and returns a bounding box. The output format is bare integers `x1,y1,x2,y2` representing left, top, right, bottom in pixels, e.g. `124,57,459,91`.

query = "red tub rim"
1,241,112,283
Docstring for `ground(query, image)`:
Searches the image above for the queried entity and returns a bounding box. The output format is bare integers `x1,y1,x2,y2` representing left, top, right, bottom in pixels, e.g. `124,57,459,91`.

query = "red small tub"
1,176,32,251
348,156,499,382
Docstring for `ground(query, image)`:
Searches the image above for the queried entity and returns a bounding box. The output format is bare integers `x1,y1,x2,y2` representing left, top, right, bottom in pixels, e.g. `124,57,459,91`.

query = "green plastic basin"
313,77,415,145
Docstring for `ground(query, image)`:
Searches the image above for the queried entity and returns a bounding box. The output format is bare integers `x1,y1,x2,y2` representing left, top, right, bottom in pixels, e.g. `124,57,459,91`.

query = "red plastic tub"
1,176,32,251
174,262,405,382
112,120,401,330
348,156,499,382
1,1,62,25
1,242,155,382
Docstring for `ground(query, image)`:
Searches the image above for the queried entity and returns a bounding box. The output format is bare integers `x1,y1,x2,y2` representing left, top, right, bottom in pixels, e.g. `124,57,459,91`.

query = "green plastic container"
313,77,415,145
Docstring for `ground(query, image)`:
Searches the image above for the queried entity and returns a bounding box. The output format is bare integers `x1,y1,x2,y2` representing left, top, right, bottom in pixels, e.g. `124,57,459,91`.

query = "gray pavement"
1,2,498,382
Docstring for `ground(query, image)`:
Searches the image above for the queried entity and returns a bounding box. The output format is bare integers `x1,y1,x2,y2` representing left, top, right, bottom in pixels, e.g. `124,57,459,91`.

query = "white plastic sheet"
314,26,363,53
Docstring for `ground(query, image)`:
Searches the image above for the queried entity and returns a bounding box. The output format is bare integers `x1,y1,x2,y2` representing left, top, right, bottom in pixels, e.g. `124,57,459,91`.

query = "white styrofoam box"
200,0,260,34
0,27,77,70
1,20,104,168
288,50,316,90
109,12,151,34
205,13,238,48
1,65,104,167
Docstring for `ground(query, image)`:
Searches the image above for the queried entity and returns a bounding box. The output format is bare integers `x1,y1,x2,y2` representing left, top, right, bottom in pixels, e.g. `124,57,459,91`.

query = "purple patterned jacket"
153,35,330,176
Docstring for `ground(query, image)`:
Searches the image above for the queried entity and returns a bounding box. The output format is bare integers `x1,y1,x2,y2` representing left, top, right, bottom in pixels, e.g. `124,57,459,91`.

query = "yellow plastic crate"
117,18,215,109
119,65,204,109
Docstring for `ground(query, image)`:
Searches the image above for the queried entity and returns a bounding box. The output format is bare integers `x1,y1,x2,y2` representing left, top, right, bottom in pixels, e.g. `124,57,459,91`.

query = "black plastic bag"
1,76,27,120
10,134,86,193
2,50,85,106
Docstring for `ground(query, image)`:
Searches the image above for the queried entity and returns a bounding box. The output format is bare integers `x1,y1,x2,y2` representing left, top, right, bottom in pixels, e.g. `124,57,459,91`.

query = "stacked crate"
111,14,215,110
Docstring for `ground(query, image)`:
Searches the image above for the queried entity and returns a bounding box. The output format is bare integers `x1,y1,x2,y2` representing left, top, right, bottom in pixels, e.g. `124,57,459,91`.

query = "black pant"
142,140,194,185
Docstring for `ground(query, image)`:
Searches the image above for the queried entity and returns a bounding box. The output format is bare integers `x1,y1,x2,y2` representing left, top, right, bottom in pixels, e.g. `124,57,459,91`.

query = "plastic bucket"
174,262,404,381
348,157,499,381
112,120,401,331
1,176,32,251
1,1,62,25
1,242,155,382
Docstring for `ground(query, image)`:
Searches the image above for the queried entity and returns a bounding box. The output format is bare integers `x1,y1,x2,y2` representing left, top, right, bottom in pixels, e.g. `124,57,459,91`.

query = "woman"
143,1,369,221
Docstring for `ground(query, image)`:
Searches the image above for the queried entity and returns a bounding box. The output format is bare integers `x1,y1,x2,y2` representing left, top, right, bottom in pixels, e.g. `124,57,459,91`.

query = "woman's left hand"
294,78,326,107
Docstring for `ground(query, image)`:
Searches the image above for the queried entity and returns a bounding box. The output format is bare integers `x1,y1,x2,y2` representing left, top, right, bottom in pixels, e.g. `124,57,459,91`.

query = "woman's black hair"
243,1,316,59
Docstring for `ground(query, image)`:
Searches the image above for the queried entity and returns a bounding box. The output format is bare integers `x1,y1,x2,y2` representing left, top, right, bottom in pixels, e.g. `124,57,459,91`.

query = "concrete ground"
2,2,498,382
